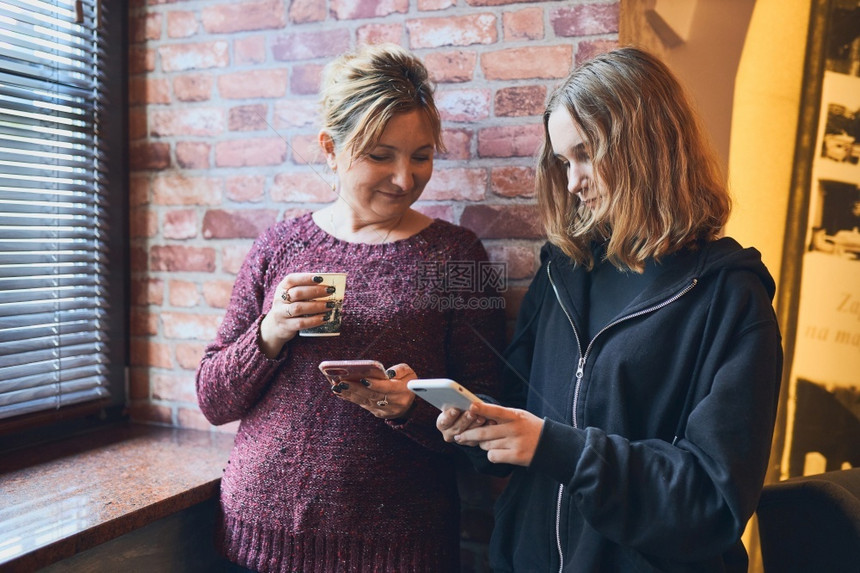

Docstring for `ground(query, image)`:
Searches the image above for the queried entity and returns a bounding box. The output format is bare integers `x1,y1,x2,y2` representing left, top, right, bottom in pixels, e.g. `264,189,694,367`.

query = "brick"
129,107,147,140
150,108,224,137
331,0,408,20
159,41,230,72
151,245,217,272
176,342,208,370
437,89,491,122
552,3,619,37
130,308,158,336
422,168,487,201
290,134,325,165
128,367,150,400
215,137,288,167
203,280,236,309
503,7,544,41
235,35,267,65
129,77,170,105
128,403,174,426
478,124,543,158
130,12,162,43
575,39,618,65
223,244,253,274
357,23,404,46
466,0,544,5
218,69,288,99
169,279,201,307
202,209,279,239
486,244,536,279
167,11,197,38
413,203,454,223
289,0,326,23
271,171,337,203
161,311,223,340
482,46,572,80
173,74,213,102
130,277,165,306
423,51,477,83
176,142,211,169
491,165,536,198
129,46,155,75
291,64,324,95
152,372,197,403
460,204,543,239
129,175,150,206
438,128,472,160
495,85,546,117
226,175,266,202
129,141,170,171
272,29,350,61
163,209,198,239
274,99,318,129
407,14,497,49
129,206,158,238
130,338,173,368
229,104,269,131
152,175,223,205
201,0,287,33
418,0,455,10
130,246,148,272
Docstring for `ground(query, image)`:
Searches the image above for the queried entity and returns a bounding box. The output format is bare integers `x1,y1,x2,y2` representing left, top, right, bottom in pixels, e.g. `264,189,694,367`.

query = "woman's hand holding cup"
259,273,337,358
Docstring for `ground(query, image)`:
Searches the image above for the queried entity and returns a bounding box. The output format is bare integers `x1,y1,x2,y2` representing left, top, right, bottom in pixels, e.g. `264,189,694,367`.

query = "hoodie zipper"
545,260,698,573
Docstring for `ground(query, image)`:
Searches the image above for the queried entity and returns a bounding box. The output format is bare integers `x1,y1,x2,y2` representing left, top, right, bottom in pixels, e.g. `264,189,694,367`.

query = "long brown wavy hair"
536,47,730,272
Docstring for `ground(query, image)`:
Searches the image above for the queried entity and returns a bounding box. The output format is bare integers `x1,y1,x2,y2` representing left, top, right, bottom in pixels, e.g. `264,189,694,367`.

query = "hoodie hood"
541,237,776,305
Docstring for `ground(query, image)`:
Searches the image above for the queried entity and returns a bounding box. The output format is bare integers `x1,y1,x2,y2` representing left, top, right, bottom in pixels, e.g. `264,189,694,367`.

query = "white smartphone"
407,378,483,411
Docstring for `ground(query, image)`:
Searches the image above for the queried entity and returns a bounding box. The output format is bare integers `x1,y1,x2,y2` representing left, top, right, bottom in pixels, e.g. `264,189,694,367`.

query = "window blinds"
0,0,110,420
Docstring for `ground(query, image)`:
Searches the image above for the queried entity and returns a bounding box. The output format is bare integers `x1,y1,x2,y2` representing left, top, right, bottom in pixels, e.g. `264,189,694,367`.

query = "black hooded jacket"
472,238,783,572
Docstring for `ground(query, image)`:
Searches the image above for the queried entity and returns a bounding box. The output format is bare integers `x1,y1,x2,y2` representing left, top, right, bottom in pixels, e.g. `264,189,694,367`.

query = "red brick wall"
127,0,619,430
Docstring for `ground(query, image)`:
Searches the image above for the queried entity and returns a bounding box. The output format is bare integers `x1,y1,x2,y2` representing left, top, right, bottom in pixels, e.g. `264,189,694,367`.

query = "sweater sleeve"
195,227,289,426
387,230,506,452
530,282,783,562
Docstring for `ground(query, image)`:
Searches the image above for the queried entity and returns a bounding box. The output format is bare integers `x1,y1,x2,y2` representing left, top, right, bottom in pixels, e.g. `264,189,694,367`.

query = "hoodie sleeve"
460,245,551,476
530,268,783,562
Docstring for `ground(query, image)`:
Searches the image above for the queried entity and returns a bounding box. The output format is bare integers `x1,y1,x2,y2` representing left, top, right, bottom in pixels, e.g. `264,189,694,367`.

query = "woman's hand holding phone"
320,360,418,420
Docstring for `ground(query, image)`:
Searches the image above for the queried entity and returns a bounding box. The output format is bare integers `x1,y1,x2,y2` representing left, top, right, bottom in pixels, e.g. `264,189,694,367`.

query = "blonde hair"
536,47,730,271
319,43,445,160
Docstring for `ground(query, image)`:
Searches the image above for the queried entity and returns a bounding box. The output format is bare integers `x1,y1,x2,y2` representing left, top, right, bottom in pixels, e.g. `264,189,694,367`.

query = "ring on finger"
285,304,293,318
281,290,291,302
376,395,389,407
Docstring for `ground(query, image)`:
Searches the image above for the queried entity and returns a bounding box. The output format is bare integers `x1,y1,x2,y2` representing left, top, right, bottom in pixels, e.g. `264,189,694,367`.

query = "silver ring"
281,290,290,302
285,305,293,317
376,395,388,407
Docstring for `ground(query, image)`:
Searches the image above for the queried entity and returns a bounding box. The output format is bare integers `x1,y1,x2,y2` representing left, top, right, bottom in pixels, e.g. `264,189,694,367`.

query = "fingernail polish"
323,312,332,321
331,385,341,394
386,369,396,379
326,301,336,308
326,286,336,294
312,276,324,283
360,378,371,387
335,382,349,391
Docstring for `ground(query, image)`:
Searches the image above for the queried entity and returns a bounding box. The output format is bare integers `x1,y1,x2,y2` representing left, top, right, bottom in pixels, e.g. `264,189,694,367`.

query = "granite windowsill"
0,423,234,572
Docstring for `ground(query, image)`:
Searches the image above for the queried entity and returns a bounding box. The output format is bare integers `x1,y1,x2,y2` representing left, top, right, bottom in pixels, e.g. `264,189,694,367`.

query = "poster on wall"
782,3,860,478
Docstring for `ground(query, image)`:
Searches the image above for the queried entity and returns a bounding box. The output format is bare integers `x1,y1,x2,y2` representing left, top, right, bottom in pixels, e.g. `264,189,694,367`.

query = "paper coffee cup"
299,272,347,337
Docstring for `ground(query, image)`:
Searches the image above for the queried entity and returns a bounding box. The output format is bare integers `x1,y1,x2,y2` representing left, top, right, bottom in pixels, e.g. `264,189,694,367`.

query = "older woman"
197,44,503,572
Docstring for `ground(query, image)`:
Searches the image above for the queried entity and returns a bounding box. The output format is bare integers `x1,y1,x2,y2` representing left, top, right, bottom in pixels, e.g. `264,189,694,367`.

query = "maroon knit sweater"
196,213,504,573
